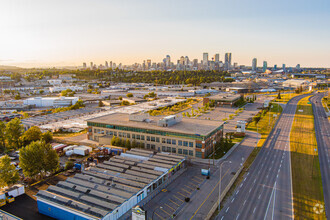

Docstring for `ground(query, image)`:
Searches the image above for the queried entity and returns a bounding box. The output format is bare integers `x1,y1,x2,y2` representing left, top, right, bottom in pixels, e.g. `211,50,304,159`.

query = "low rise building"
23,97,79,108
36,150,185,220
86,112,224,159
203,93,242,107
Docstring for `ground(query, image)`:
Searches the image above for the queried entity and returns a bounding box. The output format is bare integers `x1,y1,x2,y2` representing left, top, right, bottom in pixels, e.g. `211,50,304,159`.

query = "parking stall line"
169,199,180,207
181,188,191,194
165,203,176,211
194,176,204,181
177,191,187,198
159,207,172,216
173,195,184,202
185,185,195,190
154,212,165,220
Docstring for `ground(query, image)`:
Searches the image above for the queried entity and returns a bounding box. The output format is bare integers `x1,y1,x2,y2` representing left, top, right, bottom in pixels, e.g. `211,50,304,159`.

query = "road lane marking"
253,207,256,213
236,190,240,195
243,200,246,206
258,194,261,199
226,207,230,213
177,192,187,198
221,216,224,220
249,188,252,193
236,214,240,219
231,198,235,203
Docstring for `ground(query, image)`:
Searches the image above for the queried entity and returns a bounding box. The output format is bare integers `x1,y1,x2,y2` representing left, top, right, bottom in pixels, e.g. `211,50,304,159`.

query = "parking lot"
141,163,208,220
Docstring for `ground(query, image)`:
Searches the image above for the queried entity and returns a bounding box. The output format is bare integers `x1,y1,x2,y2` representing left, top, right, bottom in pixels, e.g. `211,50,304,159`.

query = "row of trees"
9,69,233,85
111,136,144,149
0,140,59,188
0,118,53,153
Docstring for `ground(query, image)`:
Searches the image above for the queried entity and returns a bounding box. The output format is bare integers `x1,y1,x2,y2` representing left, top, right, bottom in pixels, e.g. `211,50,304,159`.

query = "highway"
217,94,309,220
310,94,330,218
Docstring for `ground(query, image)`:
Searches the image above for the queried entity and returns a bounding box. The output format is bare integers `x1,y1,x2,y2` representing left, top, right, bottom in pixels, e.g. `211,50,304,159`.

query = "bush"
65,161,74,170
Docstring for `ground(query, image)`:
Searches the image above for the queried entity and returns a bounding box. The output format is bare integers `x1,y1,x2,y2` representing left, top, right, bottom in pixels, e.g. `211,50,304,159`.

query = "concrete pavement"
217,94,310,220
310,94,330,218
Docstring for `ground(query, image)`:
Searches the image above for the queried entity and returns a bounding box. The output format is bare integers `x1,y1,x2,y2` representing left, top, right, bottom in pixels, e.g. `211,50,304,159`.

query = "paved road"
310,94,330,218
217,94,309,220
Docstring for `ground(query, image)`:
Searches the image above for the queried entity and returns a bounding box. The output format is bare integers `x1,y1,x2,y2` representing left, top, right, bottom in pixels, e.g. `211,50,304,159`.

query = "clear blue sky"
0,0,329,68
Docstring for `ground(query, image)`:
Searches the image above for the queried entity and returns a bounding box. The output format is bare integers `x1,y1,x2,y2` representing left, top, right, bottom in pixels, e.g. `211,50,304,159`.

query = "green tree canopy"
126,93,133,97
0,155,19,188
19,141,59,178
41,131,53,143
0,121,6,153
21,126,42,146
6,118,24,150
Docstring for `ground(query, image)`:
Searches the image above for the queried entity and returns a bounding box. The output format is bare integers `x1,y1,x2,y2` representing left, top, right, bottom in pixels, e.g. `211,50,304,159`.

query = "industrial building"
87,112,224,158
36,149,185,220
203,93,242,107
23,97,79,108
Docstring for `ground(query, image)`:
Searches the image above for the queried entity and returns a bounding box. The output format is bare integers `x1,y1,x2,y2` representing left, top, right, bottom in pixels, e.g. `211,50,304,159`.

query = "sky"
0,0,329,68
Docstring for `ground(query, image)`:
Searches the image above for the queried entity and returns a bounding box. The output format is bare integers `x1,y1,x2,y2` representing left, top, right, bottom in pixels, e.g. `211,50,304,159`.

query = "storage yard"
36,149,186,220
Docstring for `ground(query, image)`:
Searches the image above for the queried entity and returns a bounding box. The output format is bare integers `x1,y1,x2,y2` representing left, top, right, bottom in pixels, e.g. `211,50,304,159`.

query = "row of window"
94,128,200,148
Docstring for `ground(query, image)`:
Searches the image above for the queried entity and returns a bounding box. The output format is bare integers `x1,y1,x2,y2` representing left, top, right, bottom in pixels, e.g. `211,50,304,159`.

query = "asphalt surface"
217,94,309,220
310,94,330,218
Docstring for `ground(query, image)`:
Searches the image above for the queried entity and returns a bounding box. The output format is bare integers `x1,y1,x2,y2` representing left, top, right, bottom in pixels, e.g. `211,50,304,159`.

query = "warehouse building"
36,149,185,220
23,97,79,108
86,112,224,158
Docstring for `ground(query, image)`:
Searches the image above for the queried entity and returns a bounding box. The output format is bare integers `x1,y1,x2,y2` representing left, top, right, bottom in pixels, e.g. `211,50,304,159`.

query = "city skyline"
1,0,330,68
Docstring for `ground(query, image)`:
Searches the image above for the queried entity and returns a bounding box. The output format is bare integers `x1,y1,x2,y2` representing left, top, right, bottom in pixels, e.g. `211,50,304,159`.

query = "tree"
253,115,261,126
98,100,104,107
125,139,131,150
118,96,123,100
41,131,53,143
14,93,21,100
64,161,74,170
39,90,44,94
121,100,130,106
6,118,24,150
0,121,6,153
0,155,19,188
131,139,137,148
126,93,133,98
21,126,42,146
111,136,116,146
19,141,59,179
277,91,281,99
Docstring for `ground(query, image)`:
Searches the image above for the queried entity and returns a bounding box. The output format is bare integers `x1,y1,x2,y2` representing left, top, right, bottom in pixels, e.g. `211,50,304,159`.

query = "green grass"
218,104,283,213
270,92,311,104
290,96,325,219
246,103,283,148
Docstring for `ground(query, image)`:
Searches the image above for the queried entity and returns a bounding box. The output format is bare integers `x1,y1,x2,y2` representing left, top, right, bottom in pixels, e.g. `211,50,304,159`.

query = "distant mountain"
0,65,24,70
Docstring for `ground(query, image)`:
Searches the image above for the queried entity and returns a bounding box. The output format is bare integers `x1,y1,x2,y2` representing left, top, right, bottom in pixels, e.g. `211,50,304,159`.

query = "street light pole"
219,161,231,211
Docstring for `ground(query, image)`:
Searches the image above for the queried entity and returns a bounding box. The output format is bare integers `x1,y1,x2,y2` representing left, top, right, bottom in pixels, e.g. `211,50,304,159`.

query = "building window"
183,141,188,147
172,148,176,153
137,135,140,140
114,132,117,136
151,137,155,142
195,151,202,158
162,138,166,143
167,139,171,144
132,134,135,139
127,133,130,138
151,144,155,150
162,146,166,151
183,149,188,155
189,150,193,156
147,136,150,141
172,140,176,145
178,149,183,154
196,143,202,149
146,144,150,149
119,132,122,137
141,135,145,140
189,142,193,147
178,140,182,146
156,137,160,143
167,147,171,152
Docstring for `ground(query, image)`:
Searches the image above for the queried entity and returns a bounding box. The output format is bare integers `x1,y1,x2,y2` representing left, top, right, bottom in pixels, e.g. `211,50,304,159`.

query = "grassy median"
290,96,325,219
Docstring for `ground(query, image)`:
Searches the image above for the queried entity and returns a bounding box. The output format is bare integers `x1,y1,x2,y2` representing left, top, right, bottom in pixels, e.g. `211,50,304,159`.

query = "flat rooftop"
208,93,241,102
87,113,223,136
36,149,185,219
